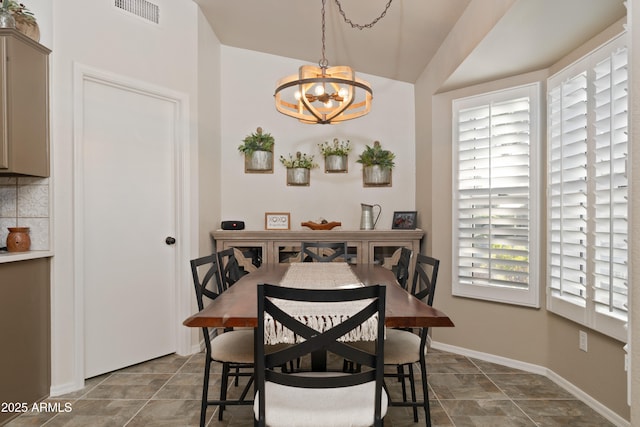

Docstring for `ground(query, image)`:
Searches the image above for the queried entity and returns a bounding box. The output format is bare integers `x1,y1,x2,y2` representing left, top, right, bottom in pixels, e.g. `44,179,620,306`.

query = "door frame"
71,63,193,387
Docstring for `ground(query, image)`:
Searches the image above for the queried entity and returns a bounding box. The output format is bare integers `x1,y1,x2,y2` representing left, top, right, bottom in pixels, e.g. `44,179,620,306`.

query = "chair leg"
200,359,211,427
398,365,408,403
342,360,363,373
420,358,432,427
408,363,418,422
396,364,403,382
219,363,230,421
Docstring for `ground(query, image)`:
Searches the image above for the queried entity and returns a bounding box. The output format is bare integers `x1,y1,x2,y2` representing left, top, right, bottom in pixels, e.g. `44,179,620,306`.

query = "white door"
82,78,177,378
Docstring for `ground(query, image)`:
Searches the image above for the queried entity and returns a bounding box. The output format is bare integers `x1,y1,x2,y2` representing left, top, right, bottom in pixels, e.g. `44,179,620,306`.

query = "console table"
210,229,425,269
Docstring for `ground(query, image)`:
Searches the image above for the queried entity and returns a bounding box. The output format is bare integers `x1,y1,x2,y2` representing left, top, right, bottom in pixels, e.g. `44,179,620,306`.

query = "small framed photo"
392,211,417,229
265,212,291,230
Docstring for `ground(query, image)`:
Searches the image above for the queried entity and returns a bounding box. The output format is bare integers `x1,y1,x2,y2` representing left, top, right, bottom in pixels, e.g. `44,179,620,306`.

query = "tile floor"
4,349,615,427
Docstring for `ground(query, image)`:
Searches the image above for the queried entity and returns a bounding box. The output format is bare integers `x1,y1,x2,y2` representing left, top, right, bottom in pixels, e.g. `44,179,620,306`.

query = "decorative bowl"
301,221,342,230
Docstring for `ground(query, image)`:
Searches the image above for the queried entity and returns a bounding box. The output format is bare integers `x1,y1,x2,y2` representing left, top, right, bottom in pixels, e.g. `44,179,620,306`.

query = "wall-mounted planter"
244,150,273,173
239,127,275,173
357,141,395,187
363,165,392,187
324,155,348,173
287,167,310,186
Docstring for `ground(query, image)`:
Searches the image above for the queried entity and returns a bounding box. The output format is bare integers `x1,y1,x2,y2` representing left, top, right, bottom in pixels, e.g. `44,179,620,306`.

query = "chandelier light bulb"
324,100,333,108
294,90,302,101
314,85,325,96
338,87,348,98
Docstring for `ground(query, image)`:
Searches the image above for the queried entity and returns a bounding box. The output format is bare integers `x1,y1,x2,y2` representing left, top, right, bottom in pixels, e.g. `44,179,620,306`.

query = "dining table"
183,262,454,370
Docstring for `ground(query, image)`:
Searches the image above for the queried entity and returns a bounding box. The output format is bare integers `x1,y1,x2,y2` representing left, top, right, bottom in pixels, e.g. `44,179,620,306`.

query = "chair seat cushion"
210,329,254,363
210,329,291,364
349,329,426,366
254,373,388,427
383,328,425,365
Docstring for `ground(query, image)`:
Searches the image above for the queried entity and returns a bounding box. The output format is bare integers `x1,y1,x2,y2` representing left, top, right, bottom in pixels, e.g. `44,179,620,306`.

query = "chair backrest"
190,254,223,353
255,283,386,426
392,247,413,290
409,254,440,355
410,254,439,306
300,241,348,262
217,248,249,291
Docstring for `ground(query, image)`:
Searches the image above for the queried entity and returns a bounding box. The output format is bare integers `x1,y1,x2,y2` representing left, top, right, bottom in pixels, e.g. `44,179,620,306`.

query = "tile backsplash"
0,177,50,250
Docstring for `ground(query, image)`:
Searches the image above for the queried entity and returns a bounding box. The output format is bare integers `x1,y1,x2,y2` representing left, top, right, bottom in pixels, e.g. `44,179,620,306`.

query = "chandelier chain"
320,0,328,67
334,0,393,30
320,0,392,67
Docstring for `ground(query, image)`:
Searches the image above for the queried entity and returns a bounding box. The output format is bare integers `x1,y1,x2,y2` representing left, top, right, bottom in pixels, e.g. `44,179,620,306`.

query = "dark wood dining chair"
346,253,439,425
300,241,348,262
254,283,388,427
392,247,413,290
190,254,254,425
217,247,250,291
385,253,439,425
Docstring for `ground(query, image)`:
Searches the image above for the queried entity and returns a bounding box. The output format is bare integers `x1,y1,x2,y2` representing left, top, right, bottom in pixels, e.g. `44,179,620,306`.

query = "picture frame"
265,212,291,230
392,211,417,229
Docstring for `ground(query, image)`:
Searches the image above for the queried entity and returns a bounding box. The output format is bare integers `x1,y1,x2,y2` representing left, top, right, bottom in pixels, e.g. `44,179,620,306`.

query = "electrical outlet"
579,330,588,352
625,354,629,371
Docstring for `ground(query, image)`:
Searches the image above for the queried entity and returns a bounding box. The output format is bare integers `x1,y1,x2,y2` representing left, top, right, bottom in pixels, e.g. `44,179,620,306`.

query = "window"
452,83,540,307
547,34,628,341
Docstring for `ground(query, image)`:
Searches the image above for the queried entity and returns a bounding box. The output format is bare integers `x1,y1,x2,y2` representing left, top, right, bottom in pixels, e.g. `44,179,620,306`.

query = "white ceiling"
195,0,626,88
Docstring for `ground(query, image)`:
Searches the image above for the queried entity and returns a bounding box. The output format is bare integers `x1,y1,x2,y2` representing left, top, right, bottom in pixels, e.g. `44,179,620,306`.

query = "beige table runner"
264,263,380,344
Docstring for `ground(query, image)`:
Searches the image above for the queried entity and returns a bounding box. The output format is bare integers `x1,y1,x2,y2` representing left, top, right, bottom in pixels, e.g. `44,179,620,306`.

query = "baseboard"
50,380,84,397
190,342,203,354
431,341,547,375
545,369,630,427
431,341,630,427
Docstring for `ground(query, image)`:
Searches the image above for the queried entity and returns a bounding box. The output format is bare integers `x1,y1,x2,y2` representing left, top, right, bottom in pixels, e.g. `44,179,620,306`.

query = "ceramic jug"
7,227,31,252
360,203,381,230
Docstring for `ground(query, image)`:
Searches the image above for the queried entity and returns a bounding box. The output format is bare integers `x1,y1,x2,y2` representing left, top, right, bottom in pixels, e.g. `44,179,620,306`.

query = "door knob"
165,236,176,245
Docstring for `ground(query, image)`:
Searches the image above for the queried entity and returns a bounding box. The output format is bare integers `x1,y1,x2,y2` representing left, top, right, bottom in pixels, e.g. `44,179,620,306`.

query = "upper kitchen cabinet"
0,29,50,177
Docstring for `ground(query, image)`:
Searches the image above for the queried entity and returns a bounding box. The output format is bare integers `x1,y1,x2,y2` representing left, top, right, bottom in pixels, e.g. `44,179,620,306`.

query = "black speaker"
221,220,245,230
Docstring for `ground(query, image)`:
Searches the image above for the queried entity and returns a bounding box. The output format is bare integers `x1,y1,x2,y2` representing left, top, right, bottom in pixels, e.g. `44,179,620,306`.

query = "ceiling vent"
114,0,160,24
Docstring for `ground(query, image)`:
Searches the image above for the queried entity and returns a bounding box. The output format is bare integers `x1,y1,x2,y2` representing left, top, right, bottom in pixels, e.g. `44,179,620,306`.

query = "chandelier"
274,0,393,124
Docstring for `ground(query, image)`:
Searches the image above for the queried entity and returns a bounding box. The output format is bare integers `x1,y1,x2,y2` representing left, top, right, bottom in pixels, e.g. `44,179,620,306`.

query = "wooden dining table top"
183,263,454,329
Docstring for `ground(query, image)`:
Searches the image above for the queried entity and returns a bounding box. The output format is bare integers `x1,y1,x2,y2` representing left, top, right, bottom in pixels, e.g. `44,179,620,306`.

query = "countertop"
0,250,54,264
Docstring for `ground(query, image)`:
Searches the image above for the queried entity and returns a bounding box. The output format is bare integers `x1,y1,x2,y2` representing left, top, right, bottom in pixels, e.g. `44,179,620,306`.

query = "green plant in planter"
279,151,318,169
356,140,395,169
1,0,36,22
318,138,351,157
238,127,275,155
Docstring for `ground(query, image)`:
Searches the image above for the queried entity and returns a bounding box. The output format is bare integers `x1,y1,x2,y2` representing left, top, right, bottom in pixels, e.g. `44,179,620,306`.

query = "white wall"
220,46,416,231
21,0,51,49
196,9,222,255
49,0,203,394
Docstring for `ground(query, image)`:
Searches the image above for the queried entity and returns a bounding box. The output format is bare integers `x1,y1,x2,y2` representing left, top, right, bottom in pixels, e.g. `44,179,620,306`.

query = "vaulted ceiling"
195,0,626,89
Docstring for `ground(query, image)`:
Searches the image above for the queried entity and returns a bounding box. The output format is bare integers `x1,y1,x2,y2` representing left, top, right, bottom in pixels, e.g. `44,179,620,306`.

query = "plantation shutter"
546,33,628,340
592,46,628,320
453,83,539,307
548,72,588,304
